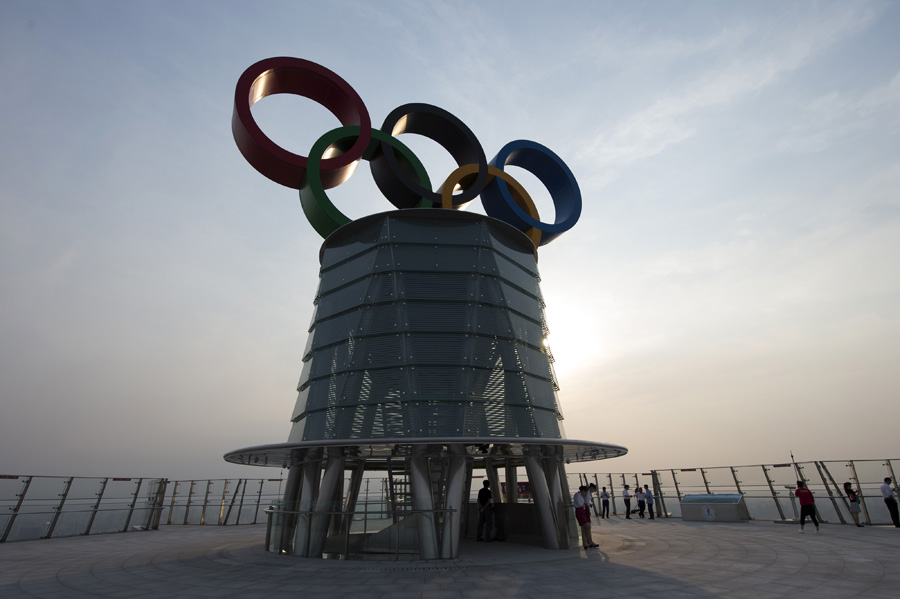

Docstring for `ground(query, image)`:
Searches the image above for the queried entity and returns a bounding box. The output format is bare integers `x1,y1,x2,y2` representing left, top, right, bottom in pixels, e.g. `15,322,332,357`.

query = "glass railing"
3,458,897,544
0,476,285,542
571,458,900,525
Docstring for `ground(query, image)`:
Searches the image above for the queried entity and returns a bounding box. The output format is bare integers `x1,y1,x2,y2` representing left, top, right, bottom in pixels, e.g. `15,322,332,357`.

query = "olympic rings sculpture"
232,57,581,246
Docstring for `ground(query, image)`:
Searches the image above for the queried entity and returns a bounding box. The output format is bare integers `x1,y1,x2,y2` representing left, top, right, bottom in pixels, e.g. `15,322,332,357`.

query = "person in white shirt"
574,485,598,548
622,485,632,519
881,477,900,527
636,487,646,518
599,486,610,518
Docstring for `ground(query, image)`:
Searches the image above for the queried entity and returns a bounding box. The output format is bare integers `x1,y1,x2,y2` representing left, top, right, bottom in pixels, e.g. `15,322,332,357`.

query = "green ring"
301,126,432,238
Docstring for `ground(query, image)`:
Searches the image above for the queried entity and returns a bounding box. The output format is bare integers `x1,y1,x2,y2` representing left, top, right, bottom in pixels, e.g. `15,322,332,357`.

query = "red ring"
232,57,372,189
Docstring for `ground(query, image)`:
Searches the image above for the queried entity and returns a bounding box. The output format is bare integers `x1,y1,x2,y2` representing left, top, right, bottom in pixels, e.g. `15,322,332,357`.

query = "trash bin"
680,494,750,522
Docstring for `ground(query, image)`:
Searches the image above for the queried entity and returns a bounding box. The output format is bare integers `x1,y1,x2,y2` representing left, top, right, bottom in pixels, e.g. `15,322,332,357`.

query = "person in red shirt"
795,480,819,534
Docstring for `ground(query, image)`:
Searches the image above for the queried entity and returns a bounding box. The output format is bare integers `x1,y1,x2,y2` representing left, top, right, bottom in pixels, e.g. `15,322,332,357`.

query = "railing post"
651,471,667,518
235,479,248,525
761,465,787,521
217,480,230,525
83,478,109,535
253,479,264,524
167,481,179,525
222,479,243,525
671,470,683,502
848,461,871,525
607,474,616,515
183,481,196,525
730,467,743,495
700,469,711,494
200,480,213,525
44,476,74,539
122,478,144,532
815,461,845,524
1,476,32,543
147,479,168,530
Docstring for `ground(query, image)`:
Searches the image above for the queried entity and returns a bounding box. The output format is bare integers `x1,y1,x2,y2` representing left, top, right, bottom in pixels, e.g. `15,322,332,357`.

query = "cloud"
576,5,879,187
776,71,900,153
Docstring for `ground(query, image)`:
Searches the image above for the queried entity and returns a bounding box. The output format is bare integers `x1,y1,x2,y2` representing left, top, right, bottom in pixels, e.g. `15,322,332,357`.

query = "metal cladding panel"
473,306,517,337
404,333,471,365
314,277,372,319
307,310,365,348
499,281,543,316
288,211,564,442
318,218,385,270
468,337,554,380
395,272,476,301
290,386,310,422
403,302,473,332
356,304,404,335
318,248,378,295
306,334,406,379
494,253,542,296
506,312,546,347
384,216,492,246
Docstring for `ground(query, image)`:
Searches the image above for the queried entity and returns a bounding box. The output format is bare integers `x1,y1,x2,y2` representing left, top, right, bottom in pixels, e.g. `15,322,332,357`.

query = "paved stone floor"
1,516,898,598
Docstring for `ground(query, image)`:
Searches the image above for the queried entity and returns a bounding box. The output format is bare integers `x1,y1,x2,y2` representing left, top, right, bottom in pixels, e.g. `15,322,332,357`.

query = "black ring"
371,103,488,208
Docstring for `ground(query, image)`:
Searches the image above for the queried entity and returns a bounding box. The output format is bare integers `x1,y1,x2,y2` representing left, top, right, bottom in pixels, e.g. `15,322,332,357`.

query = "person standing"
600,486,611,518
636,486,646,518
622,485,632,519
795,480,819,534
574,485,598,549
644,484,655,519
881,477,900,527
476,480,493,542
843,481,863,527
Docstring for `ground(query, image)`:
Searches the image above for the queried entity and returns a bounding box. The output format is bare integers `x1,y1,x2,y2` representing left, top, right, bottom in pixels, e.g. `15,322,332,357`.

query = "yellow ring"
439,164,542,246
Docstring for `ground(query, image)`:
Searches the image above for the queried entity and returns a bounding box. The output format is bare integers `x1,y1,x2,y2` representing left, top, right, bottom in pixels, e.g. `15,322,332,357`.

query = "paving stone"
2,520,899,598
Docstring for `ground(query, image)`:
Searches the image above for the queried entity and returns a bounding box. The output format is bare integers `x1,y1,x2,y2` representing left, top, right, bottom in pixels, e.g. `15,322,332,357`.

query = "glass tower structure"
226,210,626,559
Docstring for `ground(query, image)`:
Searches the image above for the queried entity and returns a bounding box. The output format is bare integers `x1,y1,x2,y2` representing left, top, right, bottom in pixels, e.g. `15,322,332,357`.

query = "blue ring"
481,140,582,246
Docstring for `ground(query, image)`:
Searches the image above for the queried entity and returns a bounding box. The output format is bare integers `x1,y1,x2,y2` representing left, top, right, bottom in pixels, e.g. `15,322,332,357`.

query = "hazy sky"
1,1,898,480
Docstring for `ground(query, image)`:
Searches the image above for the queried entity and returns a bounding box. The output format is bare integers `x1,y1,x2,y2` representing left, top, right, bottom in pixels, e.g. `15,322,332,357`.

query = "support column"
484,457,504,540
485,458,502,503
505,463,518,504
309,452,345,556
327,472,345,537
279,453,304,553
342,461,366,534
410,447,439,559
441,445,467,558
524,453,559,549
542,453,564,536
293,456,322,556
556,459,577,549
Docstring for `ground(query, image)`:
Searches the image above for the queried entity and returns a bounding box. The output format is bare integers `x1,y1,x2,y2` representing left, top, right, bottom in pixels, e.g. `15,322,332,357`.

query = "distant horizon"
3,453,897,483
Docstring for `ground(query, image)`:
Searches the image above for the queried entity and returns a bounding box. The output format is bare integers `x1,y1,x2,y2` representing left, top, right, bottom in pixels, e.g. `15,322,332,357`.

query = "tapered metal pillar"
485,458,502,503
525,455,559,549
309,453,345,556
342,461,366,534
279,454,303,553
293,457,321,556
543,454,568,548
410,448,439,559
505,463,518,504
441,446,467,558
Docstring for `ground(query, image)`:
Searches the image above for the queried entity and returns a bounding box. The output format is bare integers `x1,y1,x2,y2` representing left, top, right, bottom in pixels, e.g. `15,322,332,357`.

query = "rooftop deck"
2,516,897,598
